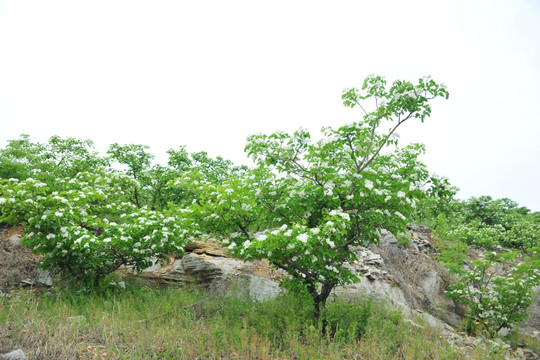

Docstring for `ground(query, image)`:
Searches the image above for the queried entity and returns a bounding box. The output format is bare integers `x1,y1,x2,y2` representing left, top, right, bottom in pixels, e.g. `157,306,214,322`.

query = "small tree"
179,75,449,323
439,244,539,337
433,196,540,337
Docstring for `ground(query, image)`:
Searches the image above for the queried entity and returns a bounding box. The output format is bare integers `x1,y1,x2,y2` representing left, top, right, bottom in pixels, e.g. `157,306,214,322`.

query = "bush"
0,173,193,286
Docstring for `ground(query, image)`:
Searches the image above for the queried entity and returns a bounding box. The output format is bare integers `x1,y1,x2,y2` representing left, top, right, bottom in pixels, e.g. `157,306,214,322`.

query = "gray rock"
407,224,431,233
19,279,34,286
335,276,410,312
37,270,53,287
140,254,281,301
419,270,440,301
379,230,397,245
8,235,21,247
0,349,27,360
246,275,280,301
498,327,510,337
522,285,540,333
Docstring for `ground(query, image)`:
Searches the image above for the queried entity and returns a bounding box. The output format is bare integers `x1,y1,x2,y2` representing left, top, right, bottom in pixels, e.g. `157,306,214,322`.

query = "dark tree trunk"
308,281,336,335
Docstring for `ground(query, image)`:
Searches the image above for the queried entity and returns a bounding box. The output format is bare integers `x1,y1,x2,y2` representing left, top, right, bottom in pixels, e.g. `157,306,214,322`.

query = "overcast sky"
0,0,539,211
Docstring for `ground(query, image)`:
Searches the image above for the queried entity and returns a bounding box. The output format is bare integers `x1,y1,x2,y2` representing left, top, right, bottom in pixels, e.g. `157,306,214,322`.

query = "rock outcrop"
1,223,538,343
138,228,464,331
137,243,281,301
334,227,464,330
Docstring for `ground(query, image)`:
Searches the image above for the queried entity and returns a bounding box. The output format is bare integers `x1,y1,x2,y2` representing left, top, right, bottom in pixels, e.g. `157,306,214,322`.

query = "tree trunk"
309,282,336,335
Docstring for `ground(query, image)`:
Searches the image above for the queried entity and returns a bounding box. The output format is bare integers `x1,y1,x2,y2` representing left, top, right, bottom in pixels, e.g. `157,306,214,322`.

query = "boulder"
140,253,281,301
379,229,397,245
0,349,27,360
8,236,21,247
37,270,53,287
184,239,229,257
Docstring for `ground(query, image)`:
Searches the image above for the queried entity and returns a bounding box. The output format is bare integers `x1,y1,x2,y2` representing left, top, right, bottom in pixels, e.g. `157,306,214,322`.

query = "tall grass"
0,279,495,359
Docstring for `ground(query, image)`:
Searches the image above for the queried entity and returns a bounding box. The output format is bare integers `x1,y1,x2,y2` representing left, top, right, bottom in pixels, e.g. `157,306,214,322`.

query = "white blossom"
365,180,374,190
256,234,267,241
395,211,406,221
296,233,308,244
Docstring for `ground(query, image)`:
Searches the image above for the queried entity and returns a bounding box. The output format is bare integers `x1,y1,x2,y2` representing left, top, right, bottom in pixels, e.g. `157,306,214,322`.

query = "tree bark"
309,281,336,335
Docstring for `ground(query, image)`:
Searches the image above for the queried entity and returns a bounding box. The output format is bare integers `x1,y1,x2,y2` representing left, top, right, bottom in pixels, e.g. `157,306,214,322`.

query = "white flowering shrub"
445,221,506,248
0,172,194,286
444,250,539,337
503,217,540,252
434,210,540,337
177,75,449,318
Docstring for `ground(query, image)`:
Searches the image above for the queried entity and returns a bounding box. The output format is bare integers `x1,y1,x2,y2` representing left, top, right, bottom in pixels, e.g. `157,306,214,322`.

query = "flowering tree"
177,75,449,320
0,173,194,286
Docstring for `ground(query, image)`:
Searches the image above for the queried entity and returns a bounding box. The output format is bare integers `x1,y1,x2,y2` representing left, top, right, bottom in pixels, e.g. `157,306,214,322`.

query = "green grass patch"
0,280,496,359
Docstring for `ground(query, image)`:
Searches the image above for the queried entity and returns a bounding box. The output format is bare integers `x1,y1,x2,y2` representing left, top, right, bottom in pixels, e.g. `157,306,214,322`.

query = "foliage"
431,194,540,337
441,247,539,337
176,74,449,319
0,173,194,286
0,134,248,285
0,135,107,186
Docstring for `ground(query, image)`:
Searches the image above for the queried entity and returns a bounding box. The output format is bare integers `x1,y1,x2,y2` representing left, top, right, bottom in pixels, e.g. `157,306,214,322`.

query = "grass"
0,278,507,360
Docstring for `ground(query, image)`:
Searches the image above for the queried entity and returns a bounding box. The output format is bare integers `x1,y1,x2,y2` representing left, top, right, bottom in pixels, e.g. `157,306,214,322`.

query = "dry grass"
0,281,506,360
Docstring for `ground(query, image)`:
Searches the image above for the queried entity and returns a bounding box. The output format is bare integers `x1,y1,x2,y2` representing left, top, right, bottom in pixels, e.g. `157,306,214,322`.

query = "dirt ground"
0,224,42,292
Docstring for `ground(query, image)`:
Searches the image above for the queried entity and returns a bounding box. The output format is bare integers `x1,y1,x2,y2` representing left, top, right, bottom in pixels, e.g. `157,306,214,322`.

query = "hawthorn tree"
177,75,449,322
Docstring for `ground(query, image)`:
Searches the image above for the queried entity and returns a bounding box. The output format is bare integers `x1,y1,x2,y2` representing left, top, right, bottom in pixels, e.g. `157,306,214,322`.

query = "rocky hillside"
132,225,539,334
1,224,539,359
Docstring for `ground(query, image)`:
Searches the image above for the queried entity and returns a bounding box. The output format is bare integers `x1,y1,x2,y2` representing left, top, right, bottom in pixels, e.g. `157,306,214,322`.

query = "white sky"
0,0,539,211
